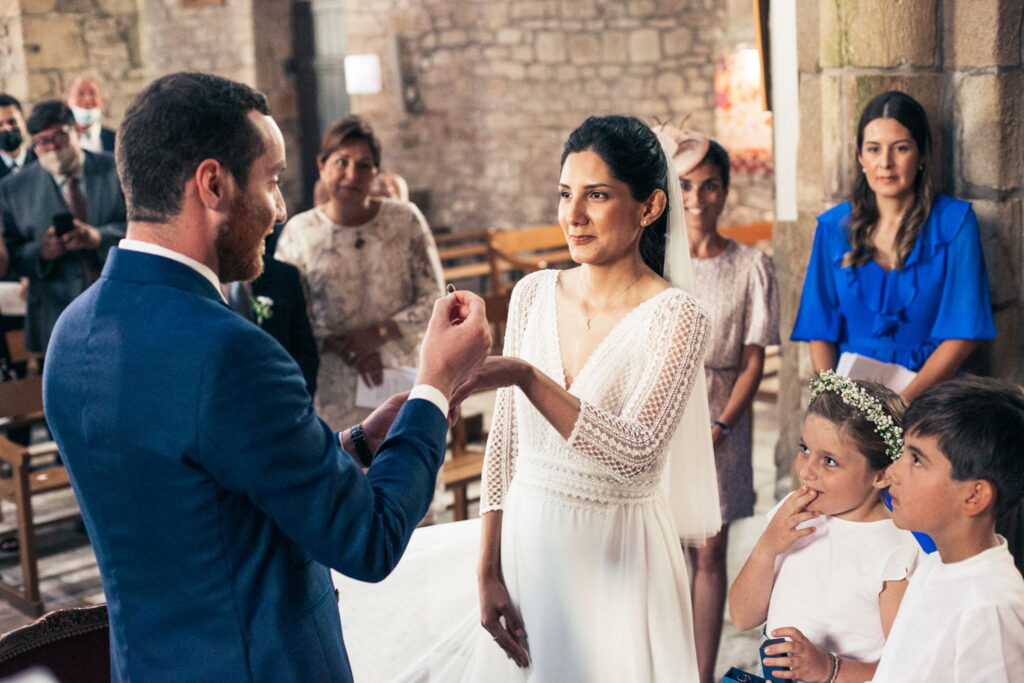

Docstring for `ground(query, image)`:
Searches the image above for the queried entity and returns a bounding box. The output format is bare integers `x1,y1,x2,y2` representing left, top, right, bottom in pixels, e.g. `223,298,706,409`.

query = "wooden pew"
433,230,491,287
0,376,76,617
486,225,573,296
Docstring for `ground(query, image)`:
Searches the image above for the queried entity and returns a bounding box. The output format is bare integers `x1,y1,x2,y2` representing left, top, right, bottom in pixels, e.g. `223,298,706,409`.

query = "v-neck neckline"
551,270,672,391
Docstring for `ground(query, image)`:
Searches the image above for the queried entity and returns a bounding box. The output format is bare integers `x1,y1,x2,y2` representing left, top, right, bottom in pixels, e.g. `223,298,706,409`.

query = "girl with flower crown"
729,372,921,683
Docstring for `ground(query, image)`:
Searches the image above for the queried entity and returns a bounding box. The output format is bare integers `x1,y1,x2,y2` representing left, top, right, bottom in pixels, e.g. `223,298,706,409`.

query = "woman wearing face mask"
275,115,444,429
662,127,779,683
792,91,995,402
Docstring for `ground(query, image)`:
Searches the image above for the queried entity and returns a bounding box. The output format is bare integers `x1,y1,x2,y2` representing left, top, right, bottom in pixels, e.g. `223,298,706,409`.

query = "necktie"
63,176,99,283
63,177,88,222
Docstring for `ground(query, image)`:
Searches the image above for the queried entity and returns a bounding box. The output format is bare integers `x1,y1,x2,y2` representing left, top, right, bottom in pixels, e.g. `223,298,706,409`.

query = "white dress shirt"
0,146,28,173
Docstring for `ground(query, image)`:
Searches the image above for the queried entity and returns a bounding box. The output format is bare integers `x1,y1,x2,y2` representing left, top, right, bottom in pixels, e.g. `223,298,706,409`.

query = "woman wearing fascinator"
659,125,779,683
332,115,721,682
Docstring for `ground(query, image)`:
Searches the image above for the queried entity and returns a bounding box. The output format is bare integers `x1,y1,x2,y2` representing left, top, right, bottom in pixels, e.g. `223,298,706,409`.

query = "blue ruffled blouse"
792,195,996,371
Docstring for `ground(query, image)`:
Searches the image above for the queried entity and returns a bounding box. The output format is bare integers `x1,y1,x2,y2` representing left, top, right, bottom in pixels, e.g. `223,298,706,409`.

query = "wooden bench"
442,413,487,522
0,375,77,617
487,225,573,296
434,230,492,286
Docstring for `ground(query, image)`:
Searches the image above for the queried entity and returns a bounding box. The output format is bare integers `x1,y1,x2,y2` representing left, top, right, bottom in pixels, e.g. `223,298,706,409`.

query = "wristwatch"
350,423,374,468
712,420,733,436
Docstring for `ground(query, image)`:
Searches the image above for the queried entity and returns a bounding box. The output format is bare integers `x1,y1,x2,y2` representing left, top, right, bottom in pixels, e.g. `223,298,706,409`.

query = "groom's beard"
216,192,273,283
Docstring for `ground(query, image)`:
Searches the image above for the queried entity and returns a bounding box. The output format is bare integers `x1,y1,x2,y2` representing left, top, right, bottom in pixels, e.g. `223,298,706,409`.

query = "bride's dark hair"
561,115,669,276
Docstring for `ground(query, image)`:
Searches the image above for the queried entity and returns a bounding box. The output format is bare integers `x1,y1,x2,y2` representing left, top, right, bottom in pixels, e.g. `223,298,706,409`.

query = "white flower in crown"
808,370,905,462
252,295,274,326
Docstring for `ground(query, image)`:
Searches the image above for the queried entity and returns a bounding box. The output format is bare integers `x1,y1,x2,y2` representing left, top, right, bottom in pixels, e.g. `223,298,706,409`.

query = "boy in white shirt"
873,376,1024,682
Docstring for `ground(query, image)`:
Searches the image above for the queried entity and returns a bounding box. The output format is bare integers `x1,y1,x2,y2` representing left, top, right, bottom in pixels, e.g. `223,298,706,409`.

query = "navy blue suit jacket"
43,248,446,681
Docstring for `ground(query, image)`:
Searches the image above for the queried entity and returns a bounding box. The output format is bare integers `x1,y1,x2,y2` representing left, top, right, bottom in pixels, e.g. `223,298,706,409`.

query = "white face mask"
71,106,101,127
37,145,81,176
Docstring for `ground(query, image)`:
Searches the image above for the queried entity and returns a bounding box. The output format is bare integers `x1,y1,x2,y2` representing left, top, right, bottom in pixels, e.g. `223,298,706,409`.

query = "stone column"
773,0,1024,496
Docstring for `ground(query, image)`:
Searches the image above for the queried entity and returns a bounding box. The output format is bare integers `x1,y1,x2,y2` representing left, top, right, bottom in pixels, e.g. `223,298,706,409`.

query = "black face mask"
0,129,22,153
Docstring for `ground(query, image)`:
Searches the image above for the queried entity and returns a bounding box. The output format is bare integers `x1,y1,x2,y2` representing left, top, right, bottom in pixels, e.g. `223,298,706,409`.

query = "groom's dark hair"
116,72,270,223
561,115,669,276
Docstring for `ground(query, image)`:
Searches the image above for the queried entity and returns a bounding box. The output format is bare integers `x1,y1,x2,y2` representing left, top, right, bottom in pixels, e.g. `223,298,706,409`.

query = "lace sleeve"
479,273,541,513
567,293,710,480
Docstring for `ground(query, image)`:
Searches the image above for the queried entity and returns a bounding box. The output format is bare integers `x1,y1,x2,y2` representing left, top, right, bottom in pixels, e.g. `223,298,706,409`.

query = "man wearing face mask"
0,100,125,355
66,77,115,154
0,94,35,184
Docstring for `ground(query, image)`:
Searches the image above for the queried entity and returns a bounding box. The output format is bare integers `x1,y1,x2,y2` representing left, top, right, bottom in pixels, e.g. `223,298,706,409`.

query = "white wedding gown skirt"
333,475,698,682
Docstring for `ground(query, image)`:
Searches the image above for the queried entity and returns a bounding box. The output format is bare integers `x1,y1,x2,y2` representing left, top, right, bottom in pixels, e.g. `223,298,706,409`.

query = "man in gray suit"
0,100,125,354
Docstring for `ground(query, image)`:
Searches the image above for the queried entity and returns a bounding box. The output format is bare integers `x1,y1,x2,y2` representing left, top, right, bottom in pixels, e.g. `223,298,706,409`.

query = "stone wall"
18,0,145,120
340,0,725,231
773,0,1024,494
0,2,29,100
140,0,255,86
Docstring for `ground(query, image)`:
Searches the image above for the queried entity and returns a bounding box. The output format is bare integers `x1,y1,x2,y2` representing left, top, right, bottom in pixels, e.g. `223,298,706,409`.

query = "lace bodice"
481,270,711,511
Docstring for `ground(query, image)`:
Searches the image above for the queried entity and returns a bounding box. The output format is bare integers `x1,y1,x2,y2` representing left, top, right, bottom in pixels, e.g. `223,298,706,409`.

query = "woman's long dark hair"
845,90,934,270
561,116,669,276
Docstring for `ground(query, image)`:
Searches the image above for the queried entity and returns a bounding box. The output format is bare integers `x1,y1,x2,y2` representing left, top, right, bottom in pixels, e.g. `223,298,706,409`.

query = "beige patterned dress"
276,200,444,429
691,240,779,522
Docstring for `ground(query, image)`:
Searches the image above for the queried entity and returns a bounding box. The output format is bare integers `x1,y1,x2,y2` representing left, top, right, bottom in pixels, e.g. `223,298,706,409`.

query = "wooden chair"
4,329,41,376
0,604,110,681
442,413,486,522
486,225,573,296
0,376,76,617
434,229,492,289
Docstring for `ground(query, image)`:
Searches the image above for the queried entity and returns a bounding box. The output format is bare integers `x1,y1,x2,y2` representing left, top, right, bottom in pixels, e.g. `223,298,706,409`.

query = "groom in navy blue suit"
43,72,491,682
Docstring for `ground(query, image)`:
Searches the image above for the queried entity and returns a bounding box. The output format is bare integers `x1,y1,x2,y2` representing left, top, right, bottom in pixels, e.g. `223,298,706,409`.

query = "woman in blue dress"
792,90,995,402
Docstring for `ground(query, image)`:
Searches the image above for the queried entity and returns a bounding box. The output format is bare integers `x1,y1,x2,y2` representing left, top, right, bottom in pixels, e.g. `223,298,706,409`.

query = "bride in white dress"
333,115,721,682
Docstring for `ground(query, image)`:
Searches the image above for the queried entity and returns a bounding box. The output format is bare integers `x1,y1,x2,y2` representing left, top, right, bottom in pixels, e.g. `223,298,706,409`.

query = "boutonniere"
252,295,274,325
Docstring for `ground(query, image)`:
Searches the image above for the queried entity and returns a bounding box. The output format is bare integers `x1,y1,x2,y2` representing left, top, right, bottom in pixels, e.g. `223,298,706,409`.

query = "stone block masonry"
340,0,727,235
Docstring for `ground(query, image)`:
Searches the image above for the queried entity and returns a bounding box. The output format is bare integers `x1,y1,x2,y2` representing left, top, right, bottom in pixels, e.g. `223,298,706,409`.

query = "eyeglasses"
32,128,71,151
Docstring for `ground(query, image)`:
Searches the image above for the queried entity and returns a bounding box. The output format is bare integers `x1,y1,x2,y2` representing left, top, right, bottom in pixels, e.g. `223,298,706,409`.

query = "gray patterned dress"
690,240,779,522
276,200,445,429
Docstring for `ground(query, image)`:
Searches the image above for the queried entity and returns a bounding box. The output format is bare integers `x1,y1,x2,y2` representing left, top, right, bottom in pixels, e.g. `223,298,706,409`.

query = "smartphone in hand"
53,213,75,236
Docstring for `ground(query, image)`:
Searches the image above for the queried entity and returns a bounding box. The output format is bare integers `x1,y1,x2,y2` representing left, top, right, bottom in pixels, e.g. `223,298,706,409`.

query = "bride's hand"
479,573,529,668
451,357,530,407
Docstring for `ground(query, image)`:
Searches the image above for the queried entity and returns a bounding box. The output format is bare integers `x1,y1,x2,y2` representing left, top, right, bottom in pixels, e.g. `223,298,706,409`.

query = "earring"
861,168,867,174
640,219,647,227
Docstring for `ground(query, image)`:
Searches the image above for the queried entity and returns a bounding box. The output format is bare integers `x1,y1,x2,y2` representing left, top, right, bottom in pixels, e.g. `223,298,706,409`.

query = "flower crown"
808,370,904,461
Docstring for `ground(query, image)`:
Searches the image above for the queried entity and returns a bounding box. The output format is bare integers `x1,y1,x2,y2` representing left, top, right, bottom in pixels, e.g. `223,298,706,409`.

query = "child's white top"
765,494,921,665
871,537,1024,682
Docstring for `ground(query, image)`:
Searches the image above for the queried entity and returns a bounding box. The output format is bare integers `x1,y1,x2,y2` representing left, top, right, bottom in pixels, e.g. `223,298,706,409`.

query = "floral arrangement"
808,370,904,461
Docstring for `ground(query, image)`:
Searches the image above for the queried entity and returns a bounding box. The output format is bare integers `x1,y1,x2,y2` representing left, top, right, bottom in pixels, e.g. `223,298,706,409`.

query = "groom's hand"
340,392,409,463
417,291,491,399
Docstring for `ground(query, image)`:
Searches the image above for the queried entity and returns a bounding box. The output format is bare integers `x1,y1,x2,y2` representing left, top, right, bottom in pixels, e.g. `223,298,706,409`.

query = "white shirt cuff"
408,384,449,419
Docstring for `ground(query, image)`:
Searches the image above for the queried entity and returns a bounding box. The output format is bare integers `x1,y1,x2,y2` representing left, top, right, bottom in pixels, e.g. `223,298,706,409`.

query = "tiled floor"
0,395,784,679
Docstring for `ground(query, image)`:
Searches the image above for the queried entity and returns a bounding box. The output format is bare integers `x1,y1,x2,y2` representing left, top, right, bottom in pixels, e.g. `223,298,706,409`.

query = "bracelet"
350,423,374,468
825,651,841,683
712,420,732,436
